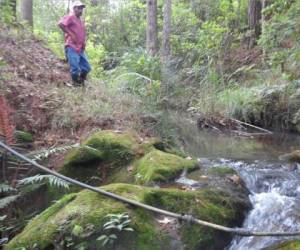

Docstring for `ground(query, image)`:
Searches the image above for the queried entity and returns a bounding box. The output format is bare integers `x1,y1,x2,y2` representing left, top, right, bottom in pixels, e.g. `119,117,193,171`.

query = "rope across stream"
1,140,300,237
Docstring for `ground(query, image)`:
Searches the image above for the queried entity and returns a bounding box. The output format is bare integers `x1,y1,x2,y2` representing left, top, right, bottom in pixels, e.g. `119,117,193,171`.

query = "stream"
157,112,300,249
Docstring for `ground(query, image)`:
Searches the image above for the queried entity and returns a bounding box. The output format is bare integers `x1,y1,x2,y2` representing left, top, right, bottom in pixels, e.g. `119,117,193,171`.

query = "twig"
114,72,153,83
231,118,273,134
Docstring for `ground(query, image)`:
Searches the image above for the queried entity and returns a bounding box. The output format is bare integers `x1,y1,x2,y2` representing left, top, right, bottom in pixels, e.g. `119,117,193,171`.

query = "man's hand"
59,23,77,44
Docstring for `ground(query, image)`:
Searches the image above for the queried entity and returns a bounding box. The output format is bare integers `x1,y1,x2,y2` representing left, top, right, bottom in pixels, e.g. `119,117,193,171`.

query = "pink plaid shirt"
59,13,86,53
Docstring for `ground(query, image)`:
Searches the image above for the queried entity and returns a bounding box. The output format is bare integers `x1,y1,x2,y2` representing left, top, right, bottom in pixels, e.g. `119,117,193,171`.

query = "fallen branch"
231,118,273,134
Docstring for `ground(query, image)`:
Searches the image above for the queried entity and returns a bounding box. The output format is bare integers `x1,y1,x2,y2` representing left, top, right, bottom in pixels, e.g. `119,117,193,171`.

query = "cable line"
1,140,300,237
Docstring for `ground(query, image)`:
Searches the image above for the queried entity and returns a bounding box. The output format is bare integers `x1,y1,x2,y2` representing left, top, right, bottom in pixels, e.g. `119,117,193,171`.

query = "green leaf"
96,235,107,241
72,225,84,237
109,234,117,239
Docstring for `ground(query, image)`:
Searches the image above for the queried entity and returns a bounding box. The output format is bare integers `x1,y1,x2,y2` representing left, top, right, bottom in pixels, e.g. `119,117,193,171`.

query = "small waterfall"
228,161,300,250
175,158,300,249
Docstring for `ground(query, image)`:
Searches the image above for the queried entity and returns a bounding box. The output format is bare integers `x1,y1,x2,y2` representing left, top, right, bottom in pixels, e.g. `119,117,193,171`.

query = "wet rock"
5,183,250,250
279,150,300,163
186,166,250,212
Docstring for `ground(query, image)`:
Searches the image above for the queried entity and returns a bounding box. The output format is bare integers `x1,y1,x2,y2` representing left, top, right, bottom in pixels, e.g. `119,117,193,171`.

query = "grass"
49,79,145,130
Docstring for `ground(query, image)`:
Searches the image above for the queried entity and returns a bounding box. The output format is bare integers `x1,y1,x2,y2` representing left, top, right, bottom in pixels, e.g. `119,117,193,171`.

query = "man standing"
58,1,91,86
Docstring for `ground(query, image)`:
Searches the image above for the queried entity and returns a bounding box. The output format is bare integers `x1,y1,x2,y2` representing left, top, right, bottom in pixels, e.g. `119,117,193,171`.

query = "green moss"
59,130,143,183
15,130,34,142
135,149,197,185
267,240,300,250
5,193,77,250
63,130,140,168
207,166,236,176
5,184,163,250
5,184,246,250
143,188,242,250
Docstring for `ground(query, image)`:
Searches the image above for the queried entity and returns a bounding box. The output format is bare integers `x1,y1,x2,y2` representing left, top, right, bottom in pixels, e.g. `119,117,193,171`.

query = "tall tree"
162,0,172,62
146,0,158,56
10,0,16,18
21,0,33,27
248,0,262,48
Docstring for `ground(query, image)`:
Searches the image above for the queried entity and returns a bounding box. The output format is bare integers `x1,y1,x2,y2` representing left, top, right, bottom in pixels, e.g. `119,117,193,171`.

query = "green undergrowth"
193,82,300,131
5,183,247,250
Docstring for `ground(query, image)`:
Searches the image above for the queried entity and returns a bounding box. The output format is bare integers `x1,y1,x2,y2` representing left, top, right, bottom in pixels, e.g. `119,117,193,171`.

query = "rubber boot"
71,74,82,87
80,71,88,85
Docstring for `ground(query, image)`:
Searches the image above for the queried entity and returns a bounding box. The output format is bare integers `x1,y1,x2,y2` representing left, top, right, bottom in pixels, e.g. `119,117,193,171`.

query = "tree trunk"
10,0,16,19
146,0,158,56
21,0,33,27
261,0,266,61
162,0,172,62
248,0,262,48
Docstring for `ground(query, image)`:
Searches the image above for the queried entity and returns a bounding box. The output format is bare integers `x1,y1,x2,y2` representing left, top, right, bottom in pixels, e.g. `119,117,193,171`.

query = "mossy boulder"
185,166,250,210
5,183,249,250
207,166,237,176
267,240,300,250
134,149,198,185
59,130,148,183
63,130,140,167
279,150,300,162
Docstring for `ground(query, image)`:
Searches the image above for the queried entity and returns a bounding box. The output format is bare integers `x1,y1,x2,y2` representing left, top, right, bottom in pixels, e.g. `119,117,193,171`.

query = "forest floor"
0,26,154,152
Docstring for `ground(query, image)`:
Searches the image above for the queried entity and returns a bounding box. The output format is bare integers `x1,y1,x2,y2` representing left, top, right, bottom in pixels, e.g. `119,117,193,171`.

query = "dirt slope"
0,26,73,139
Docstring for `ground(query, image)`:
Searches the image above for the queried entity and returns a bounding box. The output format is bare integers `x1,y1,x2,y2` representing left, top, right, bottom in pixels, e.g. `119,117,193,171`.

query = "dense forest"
1,0,300,249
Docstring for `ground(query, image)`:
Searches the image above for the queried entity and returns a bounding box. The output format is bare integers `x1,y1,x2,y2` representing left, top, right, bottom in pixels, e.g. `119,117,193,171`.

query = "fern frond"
0,184,16,194
0,195,19,209
30,143,79,162
18,174,70,189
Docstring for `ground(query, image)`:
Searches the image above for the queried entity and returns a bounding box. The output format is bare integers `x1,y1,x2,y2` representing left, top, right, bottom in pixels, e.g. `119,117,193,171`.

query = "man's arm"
58,17,77,43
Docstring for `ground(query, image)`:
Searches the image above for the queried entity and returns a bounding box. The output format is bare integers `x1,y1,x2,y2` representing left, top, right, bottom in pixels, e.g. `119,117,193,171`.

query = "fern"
30,143,79,162
18,174,70,189
0,184,16,194
0,195,19,209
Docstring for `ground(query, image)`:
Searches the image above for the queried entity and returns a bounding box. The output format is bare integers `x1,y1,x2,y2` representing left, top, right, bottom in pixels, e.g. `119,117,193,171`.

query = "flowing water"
158,112,300,249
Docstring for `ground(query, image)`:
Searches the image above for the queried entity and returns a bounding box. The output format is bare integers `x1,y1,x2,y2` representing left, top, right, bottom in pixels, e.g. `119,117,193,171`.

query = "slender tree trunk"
21,0,33,27
146,0,158,56
162,0,172,62
248,0,262,48
10,0,16,19
261,0,266,61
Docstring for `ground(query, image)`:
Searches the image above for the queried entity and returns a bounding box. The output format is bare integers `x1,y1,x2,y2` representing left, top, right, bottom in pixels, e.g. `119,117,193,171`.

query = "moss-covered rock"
279,150,300,162
63,130,140,167
5,183,249,250
207,166,237,176
267,240,300,250
5,185,162,250
59,130,145,183
134,149,197,185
